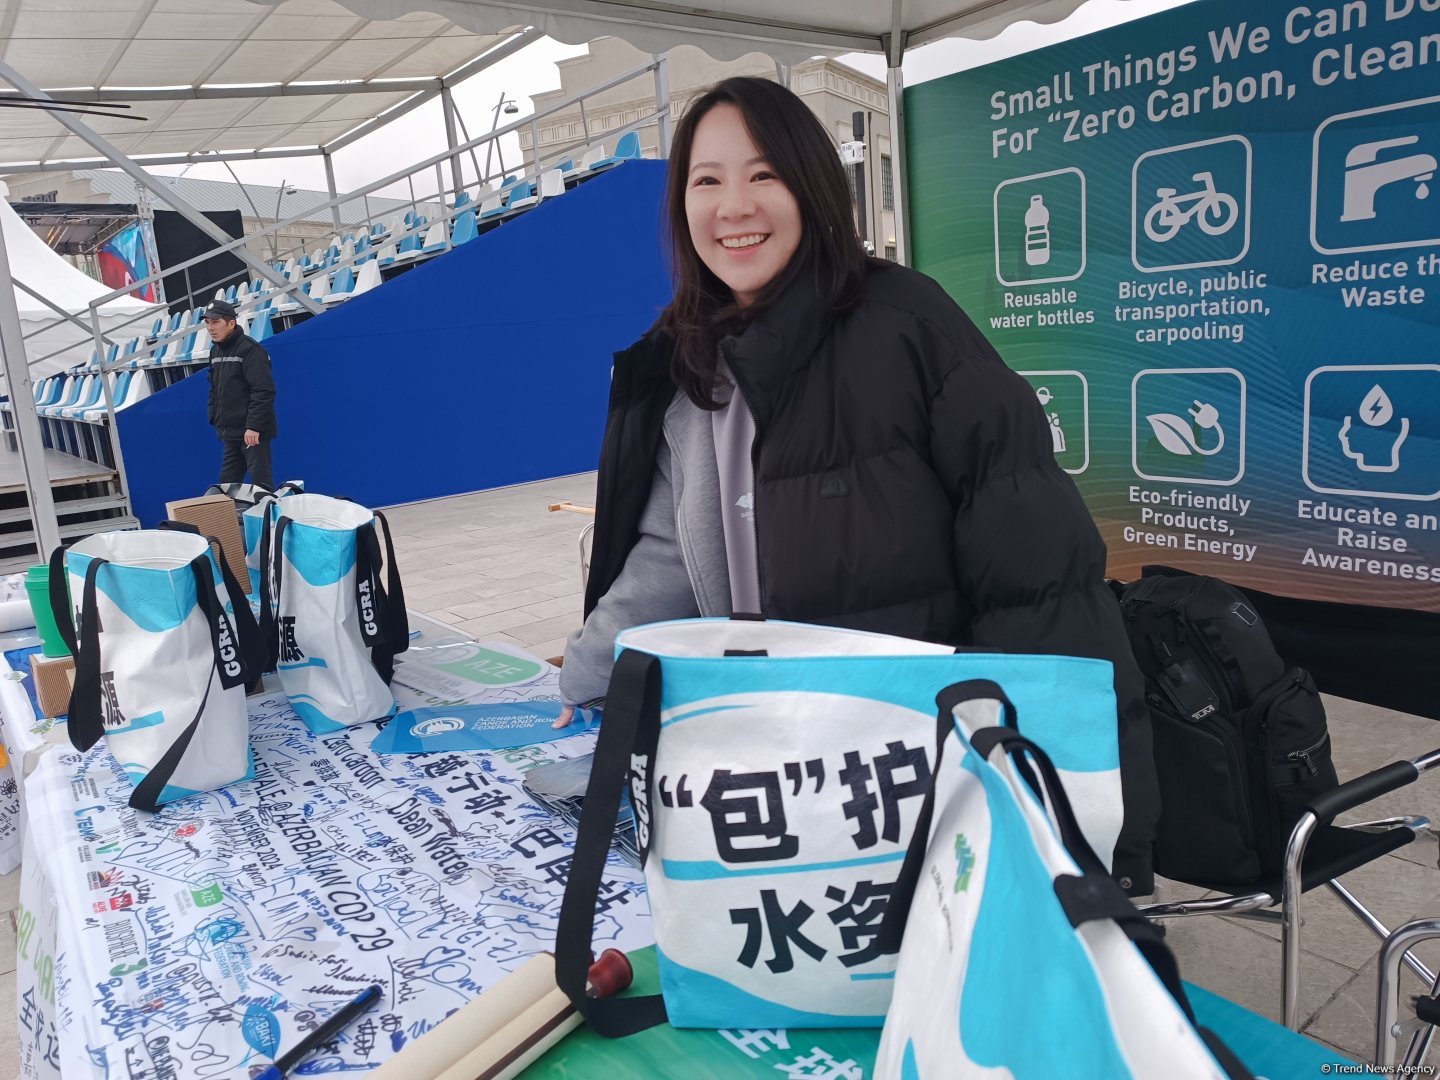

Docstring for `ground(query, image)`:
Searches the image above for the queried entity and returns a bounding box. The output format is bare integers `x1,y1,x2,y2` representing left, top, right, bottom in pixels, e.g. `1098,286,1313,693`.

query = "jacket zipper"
661,424,704,615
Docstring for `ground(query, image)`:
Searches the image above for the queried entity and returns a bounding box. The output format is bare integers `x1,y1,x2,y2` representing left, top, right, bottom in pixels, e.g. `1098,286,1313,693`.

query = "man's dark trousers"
219,438,274,492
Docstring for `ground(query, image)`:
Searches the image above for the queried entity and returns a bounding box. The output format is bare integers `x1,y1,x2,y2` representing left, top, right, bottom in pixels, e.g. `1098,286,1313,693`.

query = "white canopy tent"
0,182,159,377
0,0,521,168
238,0,1152,261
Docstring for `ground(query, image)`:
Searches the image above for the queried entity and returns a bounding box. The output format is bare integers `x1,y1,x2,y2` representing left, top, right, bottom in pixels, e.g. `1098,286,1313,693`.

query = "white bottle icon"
1024,194,1051,266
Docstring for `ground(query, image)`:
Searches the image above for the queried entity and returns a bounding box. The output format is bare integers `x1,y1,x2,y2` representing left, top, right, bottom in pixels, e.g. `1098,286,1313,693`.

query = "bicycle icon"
1143,171,1240,242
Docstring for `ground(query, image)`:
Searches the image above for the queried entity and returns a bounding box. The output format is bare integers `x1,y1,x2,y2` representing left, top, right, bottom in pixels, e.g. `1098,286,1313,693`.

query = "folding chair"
547,501,595,594
1140,744,1440,1038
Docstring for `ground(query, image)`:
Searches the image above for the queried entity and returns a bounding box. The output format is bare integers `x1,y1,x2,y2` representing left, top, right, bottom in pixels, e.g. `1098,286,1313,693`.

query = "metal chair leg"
1377,918,1440,1067
1282,810,1321,1030
1327,880,1436,986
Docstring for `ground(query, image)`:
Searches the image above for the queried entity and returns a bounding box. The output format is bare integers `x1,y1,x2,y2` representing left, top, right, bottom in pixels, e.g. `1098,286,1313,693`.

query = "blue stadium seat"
587,130,643,171
451,209,478,245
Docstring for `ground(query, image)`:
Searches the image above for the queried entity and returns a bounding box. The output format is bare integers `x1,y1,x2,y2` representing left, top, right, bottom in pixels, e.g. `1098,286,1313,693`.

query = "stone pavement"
0,471,1433,1071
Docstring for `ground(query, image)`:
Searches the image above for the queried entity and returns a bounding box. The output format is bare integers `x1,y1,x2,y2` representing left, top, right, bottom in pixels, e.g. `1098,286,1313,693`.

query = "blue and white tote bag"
875,681,1251,1079
258,493,407,733
48,529,265,810
555,617,1125,1036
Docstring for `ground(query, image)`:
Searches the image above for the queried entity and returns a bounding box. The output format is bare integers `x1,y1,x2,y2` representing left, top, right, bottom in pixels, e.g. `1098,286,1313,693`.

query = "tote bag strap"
355,512,409,684
65,556,108,752
129,554,249,813
257,512,290,672
157,519,265,681
876,679,1017,955
554,648,668,1037
48,544,77,655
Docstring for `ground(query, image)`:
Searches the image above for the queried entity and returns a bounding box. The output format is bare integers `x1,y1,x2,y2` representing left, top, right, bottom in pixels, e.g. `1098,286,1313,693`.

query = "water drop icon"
1418,181,1430,200
1359,384,1393,427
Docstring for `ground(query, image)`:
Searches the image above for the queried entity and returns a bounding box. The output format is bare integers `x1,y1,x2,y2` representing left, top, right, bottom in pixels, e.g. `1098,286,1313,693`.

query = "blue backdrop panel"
120,161,673,526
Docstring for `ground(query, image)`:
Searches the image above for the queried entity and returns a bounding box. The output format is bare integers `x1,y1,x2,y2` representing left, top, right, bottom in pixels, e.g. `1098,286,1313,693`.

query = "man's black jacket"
207,330,277,439
583,259,1160,893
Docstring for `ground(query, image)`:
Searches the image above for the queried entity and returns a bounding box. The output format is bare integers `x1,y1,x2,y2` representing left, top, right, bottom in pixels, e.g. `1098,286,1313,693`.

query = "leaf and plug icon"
1147,399,1226,457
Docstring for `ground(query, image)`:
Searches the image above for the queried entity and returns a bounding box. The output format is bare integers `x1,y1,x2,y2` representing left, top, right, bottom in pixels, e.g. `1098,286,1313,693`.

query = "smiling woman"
552,76,1163,896
684,103,803,309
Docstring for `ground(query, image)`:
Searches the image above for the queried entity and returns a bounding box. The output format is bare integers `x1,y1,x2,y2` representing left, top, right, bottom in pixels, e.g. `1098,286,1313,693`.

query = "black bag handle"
129,554,240,812
968,726,1107,877
373,511,408,649
48,544,77,655
355,511,409,684
876,679,1015,956
554,648,667,1037
257,511,289,673
65,556,107,752
158,519,266,682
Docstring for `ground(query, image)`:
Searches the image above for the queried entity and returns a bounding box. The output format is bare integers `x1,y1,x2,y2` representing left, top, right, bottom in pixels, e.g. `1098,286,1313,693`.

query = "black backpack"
1116,571,1339,883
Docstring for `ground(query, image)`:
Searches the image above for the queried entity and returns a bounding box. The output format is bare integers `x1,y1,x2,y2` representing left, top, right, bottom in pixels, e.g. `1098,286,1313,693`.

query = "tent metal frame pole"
883,29,911,267
1,147,325,174
323,28,545,156
323,152,343,233
440,85,465,194
654,55,672,157
0,59,321,315
0,224,62,559
89,306,134,518
0,78,445,105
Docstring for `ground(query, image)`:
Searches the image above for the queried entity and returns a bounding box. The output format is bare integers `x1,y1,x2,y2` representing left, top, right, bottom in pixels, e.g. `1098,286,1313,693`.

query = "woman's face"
685,103,802,308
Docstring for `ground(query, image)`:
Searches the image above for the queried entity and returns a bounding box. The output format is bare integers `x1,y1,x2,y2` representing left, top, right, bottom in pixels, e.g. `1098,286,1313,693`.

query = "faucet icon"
1341,136,1436,222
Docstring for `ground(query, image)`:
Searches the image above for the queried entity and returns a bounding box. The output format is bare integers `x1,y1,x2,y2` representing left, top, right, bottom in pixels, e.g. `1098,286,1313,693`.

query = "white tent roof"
0,183,152,317
271,0,1138,61
0,0,518,167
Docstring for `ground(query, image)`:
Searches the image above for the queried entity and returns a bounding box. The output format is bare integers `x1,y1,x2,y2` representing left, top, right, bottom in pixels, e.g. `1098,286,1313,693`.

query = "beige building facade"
521,38,899,258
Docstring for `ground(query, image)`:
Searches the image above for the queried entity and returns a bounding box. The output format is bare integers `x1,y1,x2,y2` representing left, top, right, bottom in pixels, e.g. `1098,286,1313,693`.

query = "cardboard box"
165,493,247,584
29,653,75,718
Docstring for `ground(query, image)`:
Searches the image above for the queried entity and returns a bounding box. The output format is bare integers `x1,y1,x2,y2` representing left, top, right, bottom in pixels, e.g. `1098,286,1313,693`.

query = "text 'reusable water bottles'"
1024,194,1051,266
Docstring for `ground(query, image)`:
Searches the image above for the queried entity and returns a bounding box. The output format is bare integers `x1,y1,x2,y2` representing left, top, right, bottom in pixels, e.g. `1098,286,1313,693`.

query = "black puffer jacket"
207,329,277,439
586,260,1160,893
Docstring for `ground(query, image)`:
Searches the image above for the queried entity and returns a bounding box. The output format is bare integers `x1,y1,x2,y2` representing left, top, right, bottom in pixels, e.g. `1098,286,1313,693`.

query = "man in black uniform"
203,298,277,491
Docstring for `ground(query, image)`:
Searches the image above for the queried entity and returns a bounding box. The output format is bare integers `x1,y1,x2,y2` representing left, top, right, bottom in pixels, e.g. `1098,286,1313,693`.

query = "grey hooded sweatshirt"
558,389,737,705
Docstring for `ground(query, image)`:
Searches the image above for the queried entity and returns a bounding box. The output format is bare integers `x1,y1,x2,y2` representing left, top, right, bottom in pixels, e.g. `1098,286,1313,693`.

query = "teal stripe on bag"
284,520,358,587
660,704,746,728
657,947,888,1030
655,653,1119,773
67,552,199,634
662,851,904,881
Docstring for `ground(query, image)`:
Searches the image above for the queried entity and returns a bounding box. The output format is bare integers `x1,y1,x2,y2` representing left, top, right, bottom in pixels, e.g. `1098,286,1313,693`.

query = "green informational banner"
907,0,1440,612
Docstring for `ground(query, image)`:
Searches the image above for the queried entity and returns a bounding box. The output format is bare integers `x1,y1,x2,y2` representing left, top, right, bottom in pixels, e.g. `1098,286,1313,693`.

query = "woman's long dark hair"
659,76,867,409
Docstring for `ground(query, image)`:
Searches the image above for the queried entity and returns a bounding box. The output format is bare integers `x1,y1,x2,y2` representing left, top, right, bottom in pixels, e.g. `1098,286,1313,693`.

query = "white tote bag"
49,528,263,810
555,617,1124,1036
875,681,1249,1079
259,493,408,733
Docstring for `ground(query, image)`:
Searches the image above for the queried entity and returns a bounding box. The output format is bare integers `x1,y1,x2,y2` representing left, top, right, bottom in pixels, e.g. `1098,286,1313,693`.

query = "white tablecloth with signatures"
7,639,651,1079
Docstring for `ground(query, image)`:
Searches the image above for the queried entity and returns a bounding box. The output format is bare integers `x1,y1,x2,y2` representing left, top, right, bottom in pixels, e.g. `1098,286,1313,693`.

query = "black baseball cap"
201,299,238,321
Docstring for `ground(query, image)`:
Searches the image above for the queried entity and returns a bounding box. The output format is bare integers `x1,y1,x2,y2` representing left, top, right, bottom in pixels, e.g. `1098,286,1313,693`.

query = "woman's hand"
552,704,576,729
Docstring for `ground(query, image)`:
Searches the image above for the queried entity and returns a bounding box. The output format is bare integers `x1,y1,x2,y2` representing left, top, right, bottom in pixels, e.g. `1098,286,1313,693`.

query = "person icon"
1338,385,1409,473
